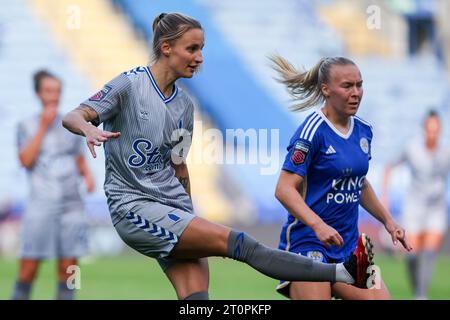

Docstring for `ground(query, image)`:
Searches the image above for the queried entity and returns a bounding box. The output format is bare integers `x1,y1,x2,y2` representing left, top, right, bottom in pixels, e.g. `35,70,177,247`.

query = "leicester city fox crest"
360,137,369,154
306,251,324,262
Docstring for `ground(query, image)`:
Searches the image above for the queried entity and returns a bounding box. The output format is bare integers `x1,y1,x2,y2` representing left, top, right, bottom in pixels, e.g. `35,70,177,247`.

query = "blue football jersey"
278,109,373,261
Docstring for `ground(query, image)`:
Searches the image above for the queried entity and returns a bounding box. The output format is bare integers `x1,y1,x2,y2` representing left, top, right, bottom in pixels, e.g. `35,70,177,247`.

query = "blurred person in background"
62,12,371,300
272,55,412,300
382,109,450,299
12,70,95,300
387,0,444,63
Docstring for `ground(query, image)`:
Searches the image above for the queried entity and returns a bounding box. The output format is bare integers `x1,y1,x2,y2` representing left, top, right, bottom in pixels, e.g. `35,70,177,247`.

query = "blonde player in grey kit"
12,70,95,300
62,12,372,300
382,110,450,299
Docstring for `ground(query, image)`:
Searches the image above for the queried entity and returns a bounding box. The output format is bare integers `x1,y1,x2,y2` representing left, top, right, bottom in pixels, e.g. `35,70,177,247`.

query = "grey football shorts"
113,201,195,271
20,205,88,259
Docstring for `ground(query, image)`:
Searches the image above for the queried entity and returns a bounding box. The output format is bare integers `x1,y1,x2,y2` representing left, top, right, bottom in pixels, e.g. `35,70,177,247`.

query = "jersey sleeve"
81,73,131,126
367,125,373,161
281,129,320,177
16,120,29,151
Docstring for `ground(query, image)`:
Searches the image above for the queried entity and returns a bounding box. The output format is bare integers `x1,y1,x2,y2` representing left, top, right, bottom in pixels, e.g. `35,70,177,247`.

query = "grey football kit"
392,136,450,300
17,114,88,258
82,66,196,269
393,137,450,233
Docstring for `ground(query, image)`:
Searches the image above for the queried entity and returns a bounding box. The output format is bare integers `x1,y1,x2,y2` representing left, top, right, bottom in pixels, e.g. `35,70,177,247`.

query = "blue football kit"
278,109,373,264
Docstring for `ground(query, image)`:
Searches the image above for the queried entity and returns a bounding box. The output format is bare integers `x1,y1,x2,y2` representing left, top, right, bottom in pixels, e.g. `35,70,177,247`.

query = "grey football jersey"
393,137,450,205
17,114,84,207
82,66,194,225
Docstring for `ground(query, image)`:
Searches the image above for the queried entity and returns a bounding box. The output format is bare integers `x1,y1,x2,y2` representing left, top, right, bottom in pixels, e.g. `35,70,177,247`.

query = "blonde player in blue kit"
271,55,412,300
62,12,374,300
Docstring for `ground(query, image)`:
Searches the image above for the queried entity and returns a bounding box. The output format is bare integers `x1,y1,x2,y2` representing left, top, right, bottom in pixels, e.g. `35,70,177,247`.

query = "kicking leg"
170,217,355,284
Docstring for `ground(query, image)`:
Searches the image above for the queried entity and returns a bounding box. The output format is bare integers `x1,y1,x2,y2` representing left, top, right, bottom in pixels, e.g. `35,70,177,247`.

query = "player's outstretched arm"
360,178,412,251
62,105,100,136
275,170,344,247
62,105,120,158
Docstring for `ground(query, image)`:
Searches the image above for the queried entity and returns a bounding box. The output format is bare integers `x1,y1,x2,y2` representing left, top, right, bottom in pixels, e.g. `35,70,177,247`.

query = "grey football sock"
11,281,32,300
406,254,418,294
335,262,355,283
56,281,75,300
183,291,209,300
227,230,339,283
416,250,437,299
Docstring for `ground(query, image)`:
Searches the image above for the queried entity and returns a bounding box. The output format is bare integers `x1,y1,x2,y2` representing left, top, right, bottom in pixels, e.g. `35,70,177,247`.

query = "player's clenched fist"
40,106,58,128
313,221,344,247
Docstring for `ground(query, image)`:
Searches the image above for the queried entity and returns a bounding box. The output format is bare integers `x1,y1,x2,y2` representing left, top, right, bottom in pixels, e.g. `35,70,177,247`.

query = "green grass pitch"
1,254,449,299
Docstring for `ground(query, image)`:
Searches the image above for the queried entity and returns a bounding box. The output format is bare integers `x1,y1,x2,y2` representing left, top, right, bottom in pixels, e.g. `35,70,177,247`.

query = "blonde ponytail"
270,55,356,112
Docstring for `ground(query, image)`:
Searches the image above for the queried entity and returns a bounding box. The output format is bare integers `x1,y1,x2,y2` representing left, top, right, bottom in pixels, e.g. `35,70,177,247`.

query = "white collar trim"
318,108,354,139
